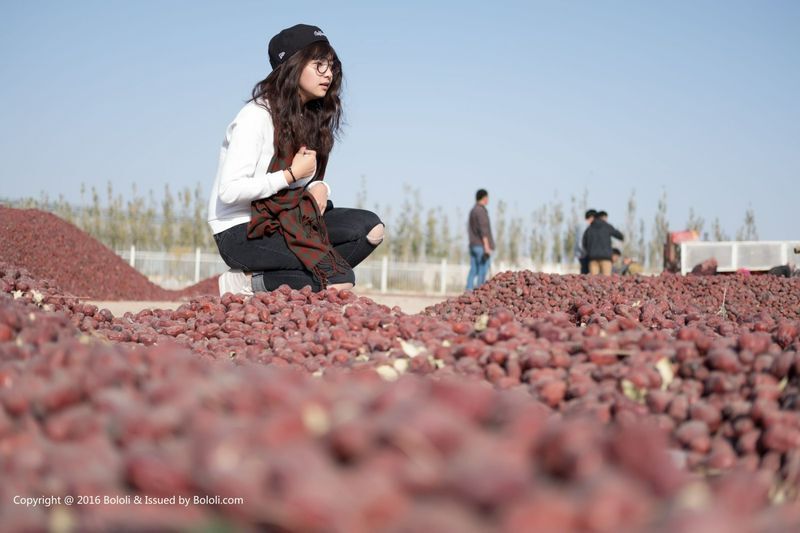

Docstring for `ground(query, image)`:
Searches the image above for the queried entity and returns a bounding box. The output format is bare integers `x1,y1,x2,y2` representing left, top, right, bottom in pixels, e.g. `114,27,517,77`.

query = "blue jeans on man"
466,245,491,290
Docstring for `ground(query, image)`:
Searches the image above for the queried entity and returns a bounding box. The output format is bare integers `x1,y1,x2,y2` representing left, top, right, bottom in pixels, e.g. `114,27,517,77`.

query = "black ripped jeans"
214,203,382,291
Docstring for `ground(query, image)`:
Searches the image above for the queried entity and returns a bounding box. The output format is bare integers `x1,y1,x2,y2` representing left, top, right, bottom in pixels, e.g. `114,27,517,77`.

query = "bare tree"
105,181,127,250
424,208,438,260
38,191,50,210
194,183,212,249
736,208,759,241
637,218,646,263
79,183,91,231
438,208,452,261
355,175,367,210
623,190,638,258
142,189,157,249
161,184,175,251
494,200,507,262
104,182,114,247
686,207,705,236
529,206,548,265
508,216,524,264
409,188,423,261
711,217,729,241
89,186,102,244
393,185,416,261
177,186,194,250
127,183,146,247
53,193,74,226
579,187,589,215
452,206,464,263
648,190,669,268
375,203,392,258
563,194,580,266
548,197,564,263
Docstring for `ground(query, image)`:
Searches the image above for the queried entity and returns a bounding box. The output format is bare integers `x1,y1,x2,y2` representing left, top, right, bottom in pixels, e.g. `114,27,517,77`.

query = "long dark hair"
250,41,343,159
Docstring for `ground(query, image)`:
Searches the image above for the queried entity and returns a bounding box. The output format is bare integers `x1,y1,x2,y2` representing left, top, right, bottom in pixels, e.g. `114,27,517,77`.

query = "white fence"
116,242,800,292
117,246,579,293
118,247,226,289
680,241,800,275
350,256,577,295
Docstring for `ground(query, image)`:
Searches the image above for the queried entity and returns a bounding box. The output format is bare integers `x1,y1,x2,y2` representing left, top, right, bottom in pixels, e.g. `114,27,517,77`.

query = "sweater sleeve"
217,105,289,205
610,225,624,241
306,180,331,198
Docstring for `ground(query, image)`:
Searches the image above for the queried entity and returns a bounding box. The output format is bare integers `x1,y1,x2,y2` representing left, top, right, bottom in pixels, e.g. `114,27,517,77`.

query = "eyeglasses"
310,59,340,76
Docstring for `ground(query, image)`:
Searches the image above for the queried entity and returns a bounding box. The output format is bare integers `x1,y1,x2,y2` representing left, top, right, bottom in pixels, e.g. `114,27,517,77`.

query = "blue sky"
1,0,798,241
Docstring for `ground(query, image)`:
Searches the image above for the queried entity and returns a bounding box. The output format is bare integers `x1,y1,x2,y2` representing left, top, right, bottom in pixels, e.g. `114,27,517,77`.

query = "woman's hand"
307,182,329,214
289,146,317,180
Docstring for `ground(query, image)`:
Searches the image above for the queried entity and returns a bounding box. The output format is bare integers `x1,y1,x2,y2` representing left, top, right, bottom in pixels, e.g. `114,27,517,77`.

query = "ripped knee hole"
367,223,385,245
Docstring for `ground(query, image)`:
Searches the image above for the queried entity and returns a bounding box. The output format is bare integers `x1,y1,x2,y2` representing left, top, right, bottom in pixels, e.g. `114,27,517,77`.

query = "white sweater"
207,100,330,234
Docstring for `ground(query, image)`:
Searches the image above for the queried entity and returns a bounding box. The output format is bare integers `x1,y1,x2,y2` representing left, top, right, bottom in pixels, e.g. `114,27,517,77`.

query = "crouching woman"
207,24,384,294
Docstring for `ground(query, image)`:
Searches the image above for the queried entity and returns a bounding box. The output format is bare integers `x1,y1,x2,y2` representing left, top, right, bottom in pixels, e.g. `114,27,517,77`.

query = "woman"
207,24,384,294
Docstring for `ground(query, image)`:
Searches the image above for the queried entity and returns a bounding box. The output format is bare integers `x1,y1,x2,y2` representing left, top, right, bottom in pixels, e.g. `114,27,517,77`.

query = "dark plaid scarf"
246,148,349,289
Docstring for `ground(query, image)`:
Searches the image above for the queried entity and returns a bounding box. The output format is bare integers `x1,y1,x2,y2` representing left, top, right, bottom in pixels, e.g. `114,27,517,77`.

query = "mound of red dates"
0,206,216,301
2,261,800,531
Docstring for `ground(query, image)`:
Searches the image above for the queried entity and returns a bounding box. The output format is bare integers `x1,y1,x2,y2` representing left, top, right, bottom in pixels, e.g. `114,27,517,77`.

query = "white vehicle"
680,240,800,275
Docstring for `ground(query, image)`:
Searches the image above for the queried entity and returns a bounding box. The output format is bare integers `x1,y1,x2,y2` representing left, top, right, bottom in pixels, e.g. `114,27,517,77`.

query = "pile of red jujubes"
4,260,800,480
0,206,216,300
2,293,800,532
4,209,800,531
425,270,800,325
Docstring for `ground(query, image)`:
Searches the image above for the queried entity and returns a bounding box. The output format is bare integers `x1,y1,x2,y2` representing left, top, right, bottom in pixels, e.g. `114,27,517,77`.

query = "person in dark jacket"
466,189,495,289
575,209,597,274
582,213,624,275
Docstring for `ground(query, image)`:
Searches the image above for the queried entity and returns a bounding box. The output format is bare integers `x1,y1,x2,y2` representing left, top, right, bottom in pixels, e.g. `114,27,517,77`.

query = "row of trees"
5,182,759,269
361,184,759,269
9,183,214,252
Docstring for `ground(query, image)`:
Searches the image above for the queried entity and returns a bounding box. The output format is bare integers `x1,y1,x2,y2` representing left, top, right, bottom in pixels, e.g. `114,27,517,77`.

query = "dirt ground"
87,290,456,317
